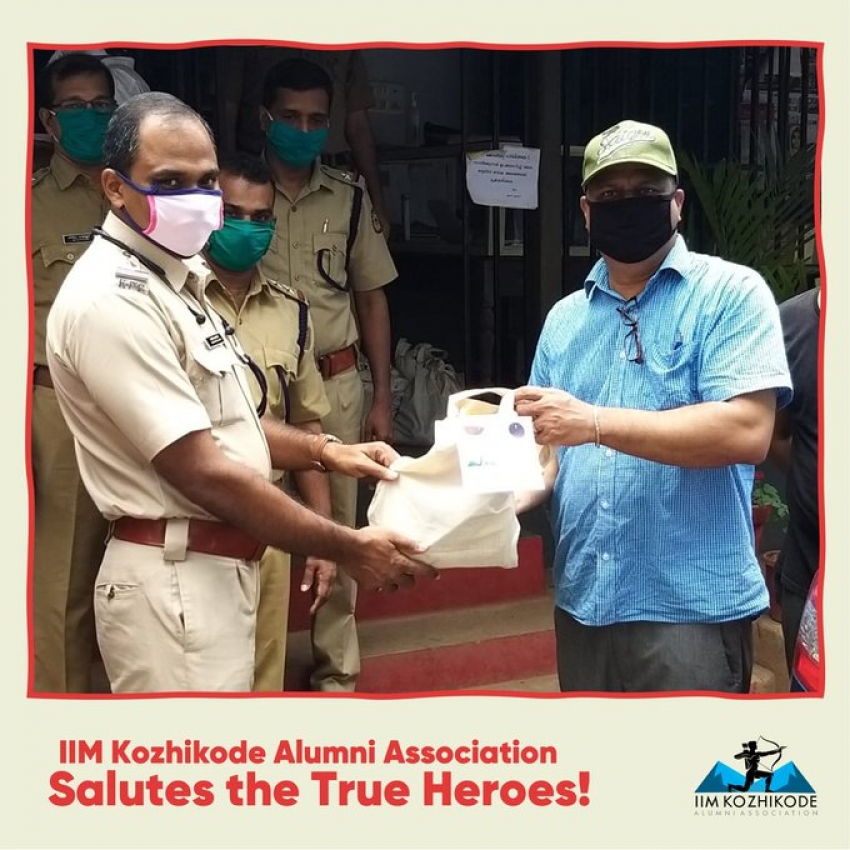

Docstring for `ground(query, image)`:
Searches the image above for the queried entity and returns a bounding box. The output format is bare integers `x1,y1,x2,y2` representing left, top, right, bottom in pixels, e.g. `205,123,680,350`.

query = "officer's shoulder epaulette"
267,277,310,306
319,163,357,187
31,166,50,187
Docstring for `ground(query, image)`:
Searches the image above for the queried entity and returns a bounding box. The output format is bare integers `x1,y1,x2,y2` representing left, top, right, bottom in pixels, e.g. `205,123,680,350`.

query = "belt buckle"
249,542,267,562
317,354,332,380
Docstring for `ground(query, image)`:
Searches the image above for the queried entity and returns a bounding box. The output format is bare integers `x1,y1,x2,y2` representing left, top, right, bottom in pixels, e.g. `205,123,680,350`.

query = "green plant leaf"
679,142,818,301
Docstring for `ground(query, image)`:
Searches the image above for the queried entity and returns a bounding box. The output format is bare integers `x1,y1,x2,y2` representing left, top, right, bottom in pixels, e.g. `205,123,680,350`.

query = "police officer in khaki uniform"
31,53,116,692
204,153,336,691
257,58,398,692
45,92,435,694
217,47,390,235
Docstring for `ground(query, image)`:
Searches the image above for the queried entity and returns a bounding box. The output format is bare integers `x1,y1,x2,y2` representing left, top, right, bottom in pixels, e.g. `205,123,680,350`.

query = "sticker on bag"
436,414,545,494
367,388,541,569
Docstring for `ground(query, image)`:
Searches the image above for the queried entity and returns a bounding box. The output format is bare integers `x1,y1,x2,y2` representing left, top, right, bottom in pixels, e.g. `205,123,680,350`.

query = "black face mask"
587,193,677,264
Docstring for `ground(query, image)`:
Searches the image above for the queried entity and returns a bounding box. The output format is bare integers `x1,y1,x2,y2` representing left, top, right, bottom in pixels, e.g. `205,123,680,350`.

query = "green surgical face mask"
206,217,275,272
266,120,329,167
54,109,112,165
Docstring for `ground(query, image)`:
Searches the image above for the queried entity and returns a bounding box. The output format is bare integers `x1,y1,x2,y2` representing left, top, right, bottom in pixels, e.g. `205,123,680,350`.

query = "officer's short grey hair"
102,91,215,174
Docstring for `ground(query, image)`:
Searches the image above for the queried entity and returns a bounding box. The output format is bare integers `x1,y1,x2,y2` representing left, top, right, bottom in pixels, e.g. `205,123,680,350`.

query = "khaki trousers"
31,386,108,693
95,536,259,693
252,546,292,691
310,366,363,692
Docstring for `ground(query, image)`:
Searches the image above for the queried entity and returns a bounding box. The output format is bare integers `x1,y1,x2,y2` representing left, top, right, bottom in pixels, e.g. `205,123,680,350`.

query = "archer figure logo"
693,737,818,817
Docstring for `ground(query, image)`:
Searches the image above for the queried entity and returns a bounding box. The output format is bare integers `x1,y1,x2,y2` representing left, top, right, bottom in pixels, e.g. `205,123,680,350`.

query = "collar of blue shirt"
584,234,692,301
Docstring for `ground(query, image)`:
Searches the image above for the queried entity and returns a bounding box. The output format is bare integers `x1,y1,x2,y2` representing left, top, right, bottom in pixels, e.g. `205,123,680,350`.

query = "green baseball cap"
582,120,677,187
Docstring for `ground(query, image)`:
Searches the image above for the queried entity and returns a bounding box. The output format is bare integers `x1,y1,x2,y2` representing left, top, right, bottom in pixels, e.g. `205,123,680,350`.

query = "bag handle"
445,387,515,418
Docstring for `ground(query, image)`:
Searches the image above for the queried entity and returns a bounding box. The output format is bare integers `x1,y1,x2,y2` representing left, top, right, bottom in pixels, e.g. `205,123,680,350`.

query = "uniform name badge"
437,414,545,494
63,232,93,244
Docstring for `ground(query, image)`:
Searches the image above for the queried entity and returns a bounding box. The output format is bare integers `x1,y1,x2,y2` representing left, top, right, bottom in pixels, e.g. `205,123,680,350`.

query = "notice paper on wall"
465,145,540,209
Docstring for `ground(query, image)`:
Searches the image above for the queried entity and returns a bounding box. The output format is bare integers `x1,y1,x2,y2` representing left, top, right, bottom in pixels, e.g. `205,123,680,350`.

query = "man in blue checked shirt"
515,120,792,694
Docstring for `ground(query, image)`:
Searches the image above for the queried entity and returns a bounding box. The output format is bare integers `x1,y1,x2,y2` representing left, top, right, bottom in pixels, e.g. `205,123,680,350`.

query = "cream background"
2,1,847,848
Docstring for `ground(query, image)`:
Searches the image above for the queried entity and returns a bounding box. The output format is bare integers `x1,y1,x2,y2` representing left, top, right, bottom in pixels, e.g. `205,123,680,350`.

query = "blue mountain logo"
696,761,815,793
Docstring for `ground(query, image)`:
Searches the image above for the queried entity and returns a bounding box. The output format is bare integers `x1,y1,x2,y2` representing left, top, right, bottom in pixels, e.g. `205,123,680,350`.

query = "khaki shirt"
259,165,397,357
206,268,330,425
46,212,271,521
31,153,111,367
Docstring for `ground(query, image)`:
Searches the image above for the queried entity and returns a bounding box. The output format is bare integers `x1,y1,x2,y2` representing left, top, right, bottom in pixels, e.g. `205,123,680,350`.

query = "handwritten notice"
465,145,540,209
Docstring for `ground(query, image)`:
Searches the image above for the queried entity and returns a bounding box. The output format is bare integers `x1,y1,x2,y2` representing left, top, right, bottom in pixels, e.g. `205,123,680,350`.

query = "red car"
791,574,822,692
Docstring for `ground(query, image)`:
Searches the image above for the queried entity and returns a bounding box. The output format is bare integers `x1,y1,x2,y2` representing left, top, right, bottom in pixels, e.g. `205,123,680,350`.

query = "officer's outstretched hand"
321,440,400,481
339,527,437,591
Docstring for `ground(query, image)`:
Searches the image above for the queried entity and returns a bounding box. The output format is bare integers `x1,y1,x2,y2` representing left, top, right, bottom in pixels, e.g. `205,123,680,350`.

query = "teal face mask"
266,120,329,168
206,217,275,271
54,109,112,165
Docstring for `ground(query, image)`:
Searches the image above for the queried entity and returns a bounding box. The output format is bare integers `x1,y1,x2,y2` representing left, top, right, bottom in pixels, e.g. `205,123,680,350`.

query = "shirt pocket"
264,347,300,422
186,342,248,427
644,339,697,410
312,232,349,291
39,241,88,273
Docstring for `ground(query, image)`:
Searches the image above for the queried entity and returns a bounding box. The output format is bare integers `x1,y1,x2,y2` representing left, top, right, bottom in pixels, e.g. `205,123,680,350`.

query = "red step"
284,593,557,693
288,534,546,632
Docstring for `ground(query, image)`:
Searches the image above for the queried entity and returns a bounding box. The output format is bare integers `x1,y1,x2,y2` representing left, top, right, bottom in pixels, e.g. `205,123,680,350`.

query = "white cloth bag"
367,388,524,569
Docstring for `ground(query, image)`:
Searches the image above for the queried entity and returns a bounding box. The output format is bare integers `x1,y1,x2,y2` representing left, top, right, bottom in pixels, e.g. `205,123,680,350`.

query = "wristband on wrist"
593,407,601,448
311,433,343,472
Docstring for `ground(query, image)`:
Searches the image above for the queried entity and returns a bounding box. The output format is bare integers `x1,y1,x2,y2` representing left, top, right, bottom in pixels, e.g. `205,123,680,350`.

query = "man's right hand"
339,527,437,590
322,440,400,481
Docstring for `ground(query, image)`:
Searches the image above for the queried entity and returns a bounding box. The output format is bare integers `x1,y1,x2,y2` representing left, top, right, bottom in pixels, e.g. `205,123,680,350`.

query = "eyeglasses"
616,298,644,364
50,98,118,115
587,187,676,203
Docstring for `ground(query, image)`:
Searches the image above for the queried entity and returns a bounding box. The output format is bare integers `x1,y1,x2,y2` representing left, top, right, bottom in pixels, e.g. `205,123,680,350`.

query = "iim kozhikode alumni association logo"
694,737,817,817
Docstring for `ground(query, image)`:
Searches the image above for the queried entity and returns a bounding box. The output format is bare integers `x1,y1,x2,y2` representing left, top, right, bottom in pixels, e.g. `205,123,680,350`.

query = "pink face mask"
118,173,223,257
